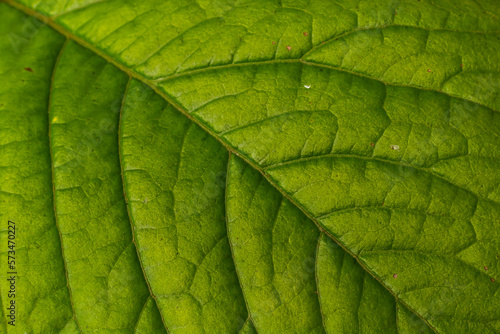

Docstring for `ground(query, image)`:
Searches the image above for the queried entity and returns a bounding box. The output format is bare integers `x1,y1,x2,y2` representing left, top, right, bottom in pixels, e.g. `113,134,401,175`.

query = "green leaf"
0,0,499,333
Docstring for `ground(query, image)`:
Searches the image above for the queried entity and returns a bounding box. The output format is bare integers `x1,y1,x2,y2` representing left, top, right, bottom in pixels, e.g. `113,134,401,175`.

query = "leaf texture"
0,0,499,333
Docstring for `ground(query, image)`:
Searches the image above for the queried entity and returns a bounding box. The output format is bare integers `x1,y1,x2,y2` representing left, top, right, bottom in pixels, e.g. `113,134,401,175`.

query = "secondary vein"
47,38,82,333
117,76,170,334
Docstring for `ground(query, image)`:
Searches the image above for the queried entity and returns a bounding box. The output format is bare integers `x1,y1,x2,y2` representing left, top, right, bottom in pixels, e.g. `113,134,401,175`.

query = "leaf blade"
120,80,248,333
0,5,74,332
48,40,164,332
1,1,499,332
226,155,324,333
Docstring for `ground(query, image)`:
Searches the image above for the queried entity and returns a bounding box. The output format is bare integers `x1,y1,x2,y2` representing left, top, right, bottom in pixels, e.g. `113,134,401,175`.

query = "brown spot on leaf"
303,32,308,36
24,67,34,72
485,266,489,271
286,45,291,51
272,41,276,45
393,274,398,278
427,69,432,72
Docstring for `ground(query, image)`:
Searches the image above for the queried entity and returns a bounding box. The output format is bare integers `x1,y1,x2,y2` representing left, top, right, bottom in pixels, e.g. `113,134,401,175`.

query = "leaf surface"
0,0,499,333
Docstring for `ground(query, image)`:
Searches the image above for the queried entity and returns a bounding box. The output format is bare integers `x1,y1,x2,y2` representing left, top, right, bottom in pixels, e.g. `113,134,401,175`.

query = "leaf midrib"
4,1,445,332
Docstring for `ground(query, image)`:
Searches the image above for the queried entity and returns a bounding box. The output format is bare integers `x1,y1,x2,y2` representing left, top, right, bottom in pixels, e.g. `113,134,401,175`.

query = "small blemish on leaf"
303,32,308,36
24,67,34,72
286,45,291,51
427,69,432,72
304,85,311,89
393,274,398,278
485,266,488,271
492,278,495,282
390,144,400,151
370,142,374,147
272,41,276,45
